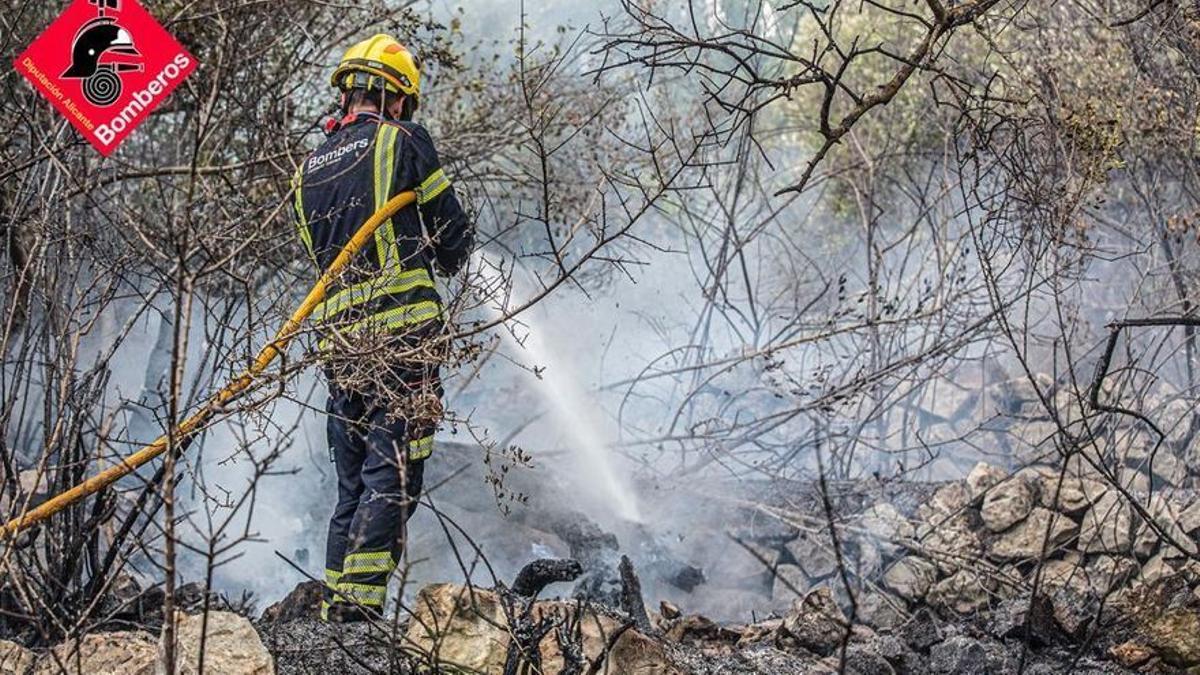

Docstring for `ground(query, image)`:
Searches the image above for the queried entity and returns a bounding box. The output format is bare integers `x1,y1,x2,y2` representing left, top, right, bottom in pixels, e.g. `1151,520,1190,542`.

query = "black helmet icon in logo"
61,0,142,107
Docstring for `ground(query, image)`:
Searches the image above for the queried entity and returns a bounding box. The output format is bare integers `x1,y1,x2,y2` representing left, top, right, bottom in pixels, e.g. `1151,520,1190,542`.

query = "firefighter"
291,34,473,623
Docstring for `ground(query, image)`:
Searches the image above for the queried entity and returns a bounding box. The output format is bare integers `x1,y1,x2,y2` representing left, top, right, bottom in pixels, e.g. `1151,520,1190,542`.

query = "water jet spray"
471,250,642,524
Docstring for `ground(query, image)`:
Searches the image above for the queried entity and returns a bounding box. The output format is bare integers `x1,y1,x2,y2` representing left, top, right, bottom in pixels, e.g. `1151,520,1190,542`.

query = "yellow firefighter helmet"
330,34,421,102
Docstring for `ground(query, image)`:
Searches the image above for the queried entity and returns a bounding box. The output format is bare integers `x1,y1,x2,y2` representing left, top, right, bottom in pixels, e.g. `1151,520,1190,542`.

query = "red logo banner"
14,0,198,156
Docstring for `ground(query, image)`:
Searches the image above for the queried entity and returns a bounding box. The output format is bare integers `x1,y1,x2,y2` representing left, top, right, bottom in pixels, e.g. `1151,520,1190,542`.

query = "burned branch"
511,558,584,598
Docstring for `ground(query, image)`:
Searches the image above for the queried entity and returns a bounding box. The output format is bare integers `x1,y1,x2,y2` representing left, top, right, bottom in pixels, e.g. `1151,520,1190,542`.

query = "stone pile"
209,455,1200,675
8,451,1200,673
725,460,1200,673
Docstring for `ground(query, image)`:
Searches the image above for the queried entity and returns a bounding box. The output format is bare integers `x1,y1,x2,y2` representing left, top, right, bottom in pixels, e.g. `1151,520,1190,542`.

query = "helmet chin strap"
378,86,393,121
325,80,406,134
377,86,411,122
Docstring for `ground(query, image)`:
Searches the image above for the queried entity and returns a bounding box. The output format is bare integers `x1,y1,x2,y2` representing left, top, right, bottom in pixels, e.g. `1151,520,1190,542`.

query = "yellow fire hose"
1,190,418,538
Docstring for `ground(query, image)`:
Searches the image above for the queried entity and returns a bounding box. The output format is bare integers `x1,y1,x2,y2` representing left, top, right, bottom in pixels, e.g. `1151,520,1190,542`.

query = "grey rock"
1038,474,1102,516
779,587,849,657
883,556,938,602
857,591,907,632
927,569,996,615
993,563,1026,600
1078,491,1139,554
1178,498,1200,534
987,507,1078,562
1013,464,1056,483
1139,551,1177,585
980,476,1038,533
927,636,1012,675
871,633,926,675
1116,468,1151,495
1133,495,1197,559
843,644,897,675
174,610,275,674
0,640,33,673
858,503,915,555
1034,553,1089,594
36,631,158,674
965,463,1007,503
1142,449,1188,488
868,634,909,663
1086,554,1137,593
917,483,971,521
1049,586,1101,641
914,521,982,575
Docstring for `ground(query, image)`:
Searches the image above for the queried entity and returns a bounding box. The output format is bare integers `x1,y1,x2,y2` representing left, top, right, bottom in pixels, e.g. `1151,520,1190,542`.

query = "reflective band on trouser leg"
409,435,434,461
336,581,388,607
318,300,442,352
343,549,396,575
312,268,435,323
321,568,343,621
373,126,402,271
416,168,451,204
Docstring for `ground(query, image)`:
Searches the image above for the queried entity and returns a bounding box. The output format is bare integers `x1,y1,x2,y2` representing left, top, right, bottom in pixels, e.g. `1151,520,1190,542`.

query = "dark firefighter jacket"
291,112,472,348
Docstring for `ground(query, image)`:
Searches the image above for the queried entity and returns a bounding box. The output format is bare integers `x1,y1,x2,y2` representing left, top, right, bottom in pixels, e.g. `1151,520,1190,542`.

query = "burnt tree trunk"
618,555,651,631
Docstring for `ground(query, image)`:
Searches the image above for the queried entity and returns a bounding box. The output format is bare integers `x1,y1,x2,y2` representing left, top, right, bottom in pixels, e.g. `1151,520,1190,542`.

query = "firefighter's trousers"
322,384,426,620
